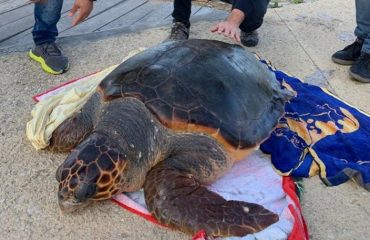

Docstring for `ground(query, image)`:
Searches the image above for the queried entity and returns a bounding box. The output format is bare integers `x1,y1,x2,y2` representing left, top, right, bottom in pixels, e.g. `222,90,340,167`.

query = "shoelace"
44,42,62,56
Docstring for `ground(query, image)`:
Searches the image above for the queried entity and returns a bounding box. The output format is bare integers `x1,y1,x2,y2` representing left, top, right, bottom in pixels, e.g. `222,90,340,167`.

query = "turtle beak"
58,189,93,213
58,198,92,213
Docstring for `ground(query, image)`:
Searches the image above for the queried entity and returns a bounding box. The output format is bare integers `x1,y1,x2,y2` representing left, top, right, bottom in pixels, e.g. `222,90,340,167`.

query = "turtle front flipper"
144,133,279,237
144,161,278,237
49,93,102,152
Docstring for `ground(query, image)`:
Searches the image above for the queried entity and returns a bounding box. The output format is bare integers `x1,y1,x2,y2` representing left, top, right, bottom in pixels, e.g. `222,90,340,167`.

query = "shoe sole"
349,70,370,83
28,50,68,75
331,56,354,65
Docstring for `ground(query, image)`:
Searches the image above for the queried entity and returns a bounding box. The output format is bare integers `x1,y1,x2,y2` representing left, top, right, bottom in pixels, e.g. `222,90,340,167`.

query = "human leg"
350,0,370,82
30,0,69,74
354,0,370,54
32,0,63,45
172,0,192,26
235,0,270,47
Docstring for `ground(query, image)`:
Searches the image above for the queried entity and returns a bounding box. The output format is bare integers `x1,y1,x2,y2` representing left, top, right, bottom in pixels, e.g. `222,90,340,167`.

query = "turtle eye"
75,183,98,202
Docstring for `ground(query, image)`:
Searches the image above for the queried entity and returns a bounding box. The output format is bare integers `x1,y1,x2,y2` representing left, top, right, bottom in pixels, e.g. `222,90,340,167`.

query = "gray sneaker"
168,22,190,40
240,30,259,47
29,42,69,74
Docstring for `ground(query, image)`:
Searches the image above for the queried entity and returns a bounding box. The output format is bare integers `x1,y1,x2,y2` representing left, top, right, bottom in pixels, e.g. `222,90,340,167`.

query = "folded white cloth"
115,150,301,240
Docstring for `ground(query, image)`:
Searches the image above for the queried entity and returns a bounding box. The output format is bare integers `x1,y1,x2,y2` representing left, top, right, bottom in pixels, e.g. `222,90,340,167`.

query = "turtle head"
56,132,126,212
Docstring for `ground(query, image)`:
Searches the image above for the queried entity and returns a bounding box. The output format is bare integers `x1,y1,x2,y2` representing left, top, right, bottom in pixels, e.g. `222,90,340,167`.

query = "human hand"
69,0,94,27
210,21,241,43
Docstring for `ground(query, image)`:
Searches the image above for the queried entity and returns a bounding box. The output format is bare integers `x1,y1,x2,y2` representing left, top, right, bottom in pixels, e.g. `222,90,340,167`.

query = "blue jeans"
32,0,64,45
355,0,370,54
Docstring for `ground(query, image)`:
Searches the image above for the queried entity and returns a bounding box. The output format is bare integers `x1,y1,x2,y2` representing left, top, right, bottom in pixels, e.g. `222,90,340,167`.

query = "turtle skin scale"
49,39,291,237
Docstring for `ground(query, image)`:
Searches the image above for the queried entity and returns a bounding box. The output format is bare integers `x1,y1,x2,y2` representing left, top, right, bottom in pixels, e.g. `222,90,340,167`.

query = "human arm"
210,8,245,42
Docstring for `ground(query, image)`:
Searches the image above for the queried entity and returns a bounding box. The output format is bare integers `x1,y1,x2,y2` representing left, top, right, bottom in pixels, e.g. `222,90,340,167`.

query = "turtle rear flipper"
144,162,278,237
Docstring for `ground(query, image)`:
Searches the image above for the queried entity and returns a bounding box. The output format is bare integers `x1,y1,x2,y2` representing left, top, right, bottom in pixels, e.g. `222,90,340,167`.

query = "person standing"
169,0,271,47
29,0,95,74
332,0,370,83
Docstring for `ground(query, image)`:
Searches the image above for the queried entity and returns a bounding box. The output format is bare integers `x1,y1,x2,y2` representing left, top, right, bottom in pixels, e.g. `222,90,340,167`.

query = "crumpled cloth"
259,58,370,191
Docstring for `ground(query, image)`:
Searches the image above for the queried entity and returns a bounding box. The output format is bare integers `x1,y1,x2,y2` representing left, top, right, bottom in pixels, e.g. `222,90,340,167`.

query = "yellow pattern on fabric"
281,83,360,177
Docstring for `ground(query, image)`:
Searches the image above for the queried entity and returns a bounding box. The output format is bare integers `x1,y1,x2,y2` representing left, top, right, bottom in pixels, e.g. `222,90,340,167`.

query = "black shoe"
349,52,370,83
168,22,190,40
240,30,259,47
29,42,69,74
332,38,363,65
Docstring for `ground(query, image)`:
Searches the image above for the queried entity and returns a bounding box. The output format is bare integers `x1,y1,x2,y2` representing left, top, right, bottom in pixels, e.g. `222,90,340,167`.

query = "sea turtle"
50,39,292,237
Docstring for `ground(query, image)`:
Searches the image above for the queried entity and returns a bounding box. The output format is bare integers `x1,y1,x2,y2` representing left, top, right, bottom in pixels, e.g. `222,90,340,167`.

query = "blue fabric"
259,61,370,191
355,0,370,54
33,0,64,45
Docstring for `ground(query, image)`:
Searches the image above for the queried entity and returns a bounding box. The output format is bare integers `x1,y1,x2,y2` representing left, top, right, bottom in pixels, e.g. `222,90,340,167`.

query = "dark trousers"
355,0,370,54
172,0,270,33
